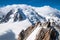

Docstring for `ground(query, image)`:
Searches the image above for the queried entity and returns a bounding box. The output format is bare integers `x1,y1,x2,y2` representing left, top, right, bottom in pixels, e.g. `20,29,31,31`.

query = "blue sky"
0,0,60,10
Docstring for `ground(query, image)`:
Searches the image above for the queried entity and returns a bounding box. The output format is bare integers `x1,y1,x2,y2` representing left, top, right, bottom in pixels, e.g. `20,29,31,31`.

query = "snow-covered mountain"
34,6,60,21
0,4,60,24
0,4,46,24
0,4,60,40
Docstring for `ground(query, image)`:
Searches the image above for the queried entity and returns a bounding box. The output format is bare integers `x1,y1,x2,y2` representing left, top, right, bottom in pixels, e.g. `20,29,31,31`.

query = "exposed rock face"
35,22,59,40
18,22,40,40
35,28,51,40
18,22,59,40
18,30,25,40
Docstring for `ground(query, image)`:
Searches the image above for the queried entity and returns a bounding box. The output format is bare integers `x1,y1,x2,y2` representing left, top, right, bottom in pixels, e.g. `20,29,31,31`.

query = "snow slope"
34,6,60,21
0,19,31,40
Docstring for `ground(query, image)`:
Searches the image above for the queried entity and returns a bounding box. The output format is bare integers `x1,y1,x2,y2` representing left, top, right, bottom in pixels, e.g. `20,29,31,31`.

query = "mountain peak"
0,4,60,24
0,4,60,40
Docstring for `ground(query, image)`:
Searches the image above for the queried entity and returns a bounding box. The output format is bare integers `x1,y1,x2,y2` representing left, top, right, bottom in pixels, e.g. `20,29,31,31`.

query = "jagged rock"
35,27,58,40
18,30,25,40
18,27,34,40
18,21,59,40
35,21,59,40
18,22,40,40
35,28,49,40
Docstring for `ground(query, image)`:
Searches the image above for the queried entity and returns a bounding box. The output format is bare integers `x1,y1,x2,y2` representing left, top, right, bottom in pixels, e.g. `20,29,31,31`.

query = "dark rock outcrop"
35,22,59,40
35,28,58,40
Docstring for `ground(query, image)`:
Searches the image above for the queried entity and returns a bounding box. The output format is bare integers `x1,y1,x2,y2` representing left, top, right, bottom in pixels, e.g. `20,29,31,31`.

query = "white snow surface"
0,19,32,39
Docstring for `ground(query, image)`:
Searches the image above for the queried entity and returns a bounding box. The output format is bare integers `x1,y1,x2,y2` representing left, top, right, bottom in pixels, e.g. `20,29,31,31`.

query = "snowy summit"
0,4,60,40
